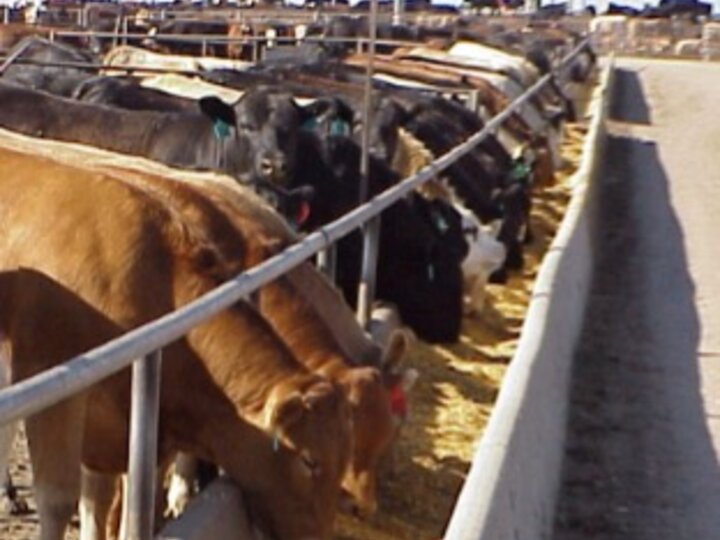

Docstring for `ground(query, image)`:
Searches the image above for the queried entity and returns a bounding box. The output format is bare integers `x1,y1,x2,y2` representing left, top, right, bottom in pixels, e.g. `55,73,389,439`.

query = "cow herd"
0,13,595,540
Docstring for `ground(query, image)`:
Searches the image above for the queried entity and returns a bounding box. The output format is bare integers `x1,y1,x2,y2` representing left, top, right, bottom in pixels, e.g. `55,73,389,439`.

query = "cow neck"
258,276,351,378
183,302,311,426
285,263,384,368
139,179,312,427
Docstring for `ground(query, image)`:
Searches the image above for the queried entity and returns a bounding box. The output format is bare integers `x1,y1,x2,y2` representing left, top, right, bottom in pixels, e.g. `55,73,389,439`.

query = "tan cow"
0,146,352,540
97,162,414,518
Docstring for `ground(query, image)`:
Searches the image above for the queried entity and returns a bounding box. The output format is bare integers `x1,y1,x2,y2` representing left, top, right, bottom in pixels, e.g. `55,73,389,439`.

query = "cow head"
337,330,415,518
490,180,531,280
232,89,353,188
251,377,352,540
378,196,468,343
365,97,409,164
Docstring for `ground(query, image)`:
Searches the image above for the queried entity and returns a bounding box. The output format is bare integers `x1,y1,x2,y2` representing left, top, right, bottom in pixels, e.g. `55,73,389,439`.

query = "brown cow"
0,146,352,540
97,163,414,517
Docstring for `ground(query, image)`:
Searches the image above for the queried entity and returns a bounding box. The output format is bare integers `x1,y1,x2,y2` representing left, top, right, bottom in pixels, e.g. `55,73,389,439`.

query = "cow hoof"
0,493,30,516
488,268,508,285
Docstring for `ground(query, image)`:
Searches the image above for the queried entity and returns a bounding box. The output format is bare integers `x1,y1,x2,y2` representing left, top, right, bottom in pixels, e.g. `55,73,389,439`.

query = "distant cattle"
0,82,346,196
72,75,196,112
1,37,97,97
103,45,252,75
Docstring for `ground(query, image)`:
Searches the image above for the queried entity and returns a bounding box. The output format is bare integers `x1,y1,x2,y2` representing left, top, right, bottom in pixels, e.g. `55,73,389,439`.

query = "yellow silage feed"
334,118,588,540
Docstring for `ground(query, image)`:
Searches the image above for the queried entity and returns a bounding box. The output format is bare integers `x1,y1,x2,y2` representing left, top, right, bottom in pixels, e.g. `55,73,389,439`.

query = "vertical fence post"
316,245,338,283
356,216,381,328
466,89,481,115
356,0,379,327
123,349,162,540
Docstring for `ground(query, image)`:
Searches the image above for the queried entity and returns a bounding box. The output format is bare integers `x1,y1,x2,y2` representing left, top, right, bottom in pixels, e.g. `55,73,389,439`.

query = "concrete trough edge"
156,477,254,540
154,60,617,540
443,58,616,540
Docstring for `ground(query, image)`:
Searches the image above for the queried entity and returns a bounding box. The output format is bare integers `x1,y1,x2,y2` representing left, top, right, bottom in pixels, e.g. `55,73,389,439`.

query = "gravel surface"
554,58,720,540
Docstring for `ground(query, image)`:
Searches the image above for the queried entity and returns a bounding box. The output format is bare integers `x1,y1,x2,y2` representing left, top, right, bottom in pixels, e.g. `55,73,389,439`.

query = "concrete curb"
443,59,616,540
157,477,254,540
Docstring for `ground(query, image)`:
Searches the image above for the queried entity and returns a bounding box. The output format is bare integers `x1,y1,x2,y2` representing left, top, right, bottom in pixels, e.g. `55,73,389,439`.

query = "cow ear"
296,97,354,129
267,391,305,432
384,97,410,125
380,328,413,374
198,96,237,129
301,380,338,411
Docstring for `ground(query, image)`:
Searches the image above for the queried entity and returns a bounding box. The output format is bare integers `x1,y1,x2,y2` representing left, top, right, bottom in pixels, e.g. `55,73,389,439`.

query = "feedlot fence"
0,36,591,540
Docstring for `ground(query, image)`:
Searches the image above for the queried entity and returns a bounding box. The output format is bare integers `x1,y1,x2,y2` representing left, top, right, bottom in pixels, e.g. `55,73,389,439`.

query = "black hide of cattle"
149,20,230,56
0,82,339,190
292,132,467,343
1,37,97,97
378,96,532,276
72,76,196,113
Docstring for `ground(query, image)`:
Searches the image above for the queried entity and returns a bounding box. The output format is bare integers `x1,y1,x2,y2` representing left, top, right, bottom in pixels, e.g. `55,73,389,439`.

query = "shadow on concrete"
553,133,720,539
610,68,652,125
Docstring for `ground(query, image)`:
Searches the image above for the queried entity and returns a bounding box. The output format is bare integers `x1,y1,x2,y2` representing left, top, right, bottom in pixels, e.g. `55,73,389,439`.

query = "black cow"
292,132,467,343
147,19,230,56
72,76,196,113
1,37,97,97
372,96,532,276
0,83,342,192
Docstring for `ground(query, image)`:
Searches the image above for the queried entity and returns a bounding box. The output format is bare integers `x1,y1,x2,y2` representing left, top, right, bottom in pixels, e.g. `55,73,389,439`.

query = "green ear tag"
301,117,318,131
272,432,280,453
213,119,231,140
433,213,449,234
330,119,349,136
511,161,530,181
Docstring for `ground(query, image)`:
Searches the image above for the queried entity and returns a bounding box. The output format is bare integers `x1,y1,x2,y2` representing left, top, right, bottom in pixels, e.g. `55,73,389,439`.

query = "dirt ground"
553,59,720,540
0,99,592,540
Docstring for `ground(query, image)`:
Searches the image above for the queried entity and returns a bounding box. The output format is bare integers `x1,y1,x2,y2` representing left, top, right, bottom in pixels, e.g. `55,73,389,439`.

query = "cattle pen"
0,20,599,540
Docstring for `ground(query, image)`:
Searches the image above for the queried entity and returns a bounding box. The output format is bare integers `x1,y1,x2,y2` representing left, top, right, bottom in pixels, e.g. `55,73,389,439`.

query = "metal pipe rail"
0,35,590,540
45,29,421,48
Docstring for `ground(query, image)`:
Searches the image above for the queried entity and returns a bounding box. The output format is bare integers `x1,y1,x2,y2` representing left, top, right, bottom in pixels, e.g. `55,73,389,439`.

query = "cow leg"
26,395,86,540
0,335,26,516
466,276,488,316
166,452,197,519
0,421,28,515
80,467,118,540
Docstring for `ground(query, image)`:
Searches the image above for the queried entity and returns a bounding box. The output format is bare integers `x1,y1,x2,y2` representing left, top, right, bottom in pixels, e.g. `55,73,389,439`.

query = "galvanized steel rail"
0,36,590,540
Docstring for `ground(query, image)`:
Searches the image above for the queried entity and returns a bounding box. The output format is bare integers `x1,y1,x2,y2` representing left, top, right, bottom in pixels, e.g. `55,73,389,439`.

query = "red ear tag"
390,385,408,419
296,200,311,226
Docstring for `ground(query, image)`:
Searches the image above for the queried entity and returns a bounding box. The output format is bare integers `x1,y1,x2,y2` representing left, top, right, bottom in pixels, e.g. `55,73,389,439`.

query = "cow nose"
259,157,288,180
349,498,377,520
260,158,274,177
